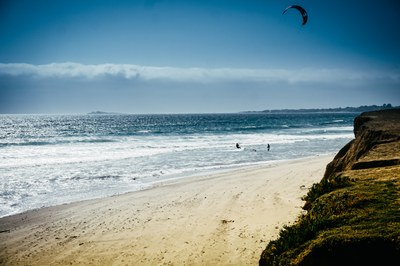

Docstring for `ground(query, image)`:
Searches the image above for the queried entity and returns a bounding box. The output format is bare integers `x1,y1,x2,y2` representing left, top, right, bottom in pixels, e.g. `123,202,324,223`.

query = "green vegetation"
260,172,400,266
302,175,352,211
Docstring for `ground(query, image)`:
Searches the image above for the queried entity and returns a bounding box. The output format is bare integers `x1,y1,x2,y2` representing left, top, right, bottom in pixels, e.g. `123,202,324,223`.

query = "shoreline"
0,155,333,265
1,154,337,219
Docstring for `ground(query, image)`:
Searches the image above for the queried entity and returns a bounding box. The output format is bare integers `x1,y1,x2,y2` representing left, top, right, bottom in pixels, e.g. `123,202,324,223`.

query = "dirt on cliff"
259,109,400,266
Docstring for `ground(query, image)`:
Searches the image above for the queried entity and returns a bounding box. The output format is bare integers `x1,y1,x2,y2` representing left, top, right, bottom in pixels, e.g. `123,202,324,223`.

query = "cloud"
0,62,399,85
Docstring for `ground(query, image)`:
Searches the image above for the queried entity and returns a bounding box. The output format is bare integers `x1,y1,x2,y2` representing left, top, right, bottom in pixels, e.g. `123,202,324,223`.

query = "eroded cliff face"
260,109,400,266
324,109,400,180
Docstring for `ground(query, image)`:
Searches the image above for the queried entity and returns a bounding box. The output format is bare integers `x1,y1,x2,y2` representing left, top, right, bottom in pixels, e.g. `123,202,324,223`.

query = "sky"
0,0,399,114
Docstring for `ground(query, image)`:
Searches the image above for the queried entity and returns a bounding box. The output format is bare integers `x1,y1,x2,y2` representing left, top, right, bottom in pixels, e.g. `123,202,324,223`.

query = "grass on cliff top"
260,167,400,266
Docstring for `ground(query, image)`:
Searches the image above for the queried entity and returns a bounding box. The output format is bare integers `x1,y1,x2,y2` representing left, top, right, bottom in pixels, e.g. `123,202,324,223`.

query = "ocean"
0,112,357,217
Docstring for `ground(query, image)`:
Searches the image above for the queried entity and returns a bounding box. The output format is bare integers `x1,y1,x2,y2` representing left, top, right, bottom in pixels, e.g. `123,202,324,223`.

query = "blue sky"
0,0,399,114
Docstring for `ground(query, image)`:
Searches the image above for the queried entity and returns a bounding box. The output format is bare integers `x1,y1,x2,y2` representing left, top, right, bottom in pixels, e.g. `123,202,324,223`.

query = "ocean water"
0,113,357,217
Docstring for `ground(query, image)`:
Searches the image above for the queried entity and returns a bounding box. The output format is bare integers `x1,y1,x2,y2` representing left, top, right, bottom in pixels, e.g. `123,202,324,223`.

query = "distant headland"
243,104,398,114
87,111,121,115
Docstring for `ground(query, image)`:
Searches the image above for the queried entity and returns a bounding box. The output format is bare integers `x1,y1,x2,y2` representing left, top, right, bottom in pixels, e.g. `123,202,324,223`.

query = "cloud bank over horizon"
1,62,399,86
1,62,399,114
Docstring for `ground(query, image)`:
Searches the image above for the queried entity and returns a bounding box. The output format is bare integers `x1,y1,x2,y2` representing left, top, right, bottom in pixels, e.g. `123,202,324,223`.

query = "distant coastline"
242,104,397,114
85,104,398,116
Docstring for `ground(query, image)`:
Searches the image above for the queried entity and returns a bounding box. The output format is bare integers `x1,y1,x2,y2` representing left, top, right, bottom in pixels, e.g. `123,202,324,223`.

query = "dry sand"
0,155,333,266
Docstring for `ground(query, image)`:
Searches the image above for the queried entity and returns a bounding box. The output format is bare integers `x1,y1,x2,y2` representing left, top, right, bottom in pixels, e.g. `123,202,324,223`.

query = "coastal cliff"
259,109,400,265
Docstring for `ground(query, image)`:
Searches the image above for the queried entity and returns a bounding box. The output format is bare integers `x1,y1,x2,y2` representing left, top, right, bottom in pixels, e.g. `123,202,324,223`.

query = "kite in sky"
282,5,308,26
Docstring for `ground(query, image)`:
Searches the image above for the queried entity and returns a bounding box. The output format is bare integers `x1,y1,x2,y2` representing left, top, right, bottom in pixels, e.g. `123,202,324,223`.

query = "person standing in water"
267,144,270,151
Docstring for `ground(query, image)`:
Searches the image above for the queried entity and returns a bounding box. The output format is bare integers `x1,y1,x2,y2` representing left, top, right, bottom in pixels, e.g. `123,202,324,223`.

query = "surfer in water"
236,143,241,149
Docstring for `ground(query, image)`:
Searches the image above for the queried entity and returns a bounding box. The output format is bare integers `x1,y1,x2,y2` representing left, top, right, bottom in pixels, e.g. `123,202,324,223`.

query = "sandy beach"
0,155,332,266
